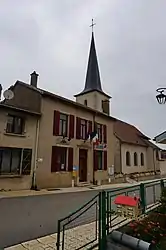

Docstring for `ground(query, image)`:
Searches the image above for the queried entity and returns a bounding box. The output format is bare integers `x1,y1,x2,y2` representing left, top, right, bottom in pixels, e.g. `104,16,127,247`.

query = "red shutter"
88,120,92,134
68,147,73,171
53,110,60,136
103,125,107,143
104,151,107,170
93,150,98,171
51,146,59,172
76,117,81,139
69,115,75,138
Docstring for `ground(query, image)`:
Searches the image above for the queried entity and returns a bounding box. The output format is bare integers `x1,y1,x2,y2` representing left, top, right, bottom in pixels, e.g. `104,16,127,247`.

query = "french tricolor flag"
87,131,99,144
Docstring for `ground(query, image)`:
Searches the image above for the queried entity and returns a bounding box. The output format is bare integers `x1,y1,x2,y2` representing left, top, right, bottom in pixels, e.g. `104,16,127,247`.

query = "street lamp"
156,88,166,104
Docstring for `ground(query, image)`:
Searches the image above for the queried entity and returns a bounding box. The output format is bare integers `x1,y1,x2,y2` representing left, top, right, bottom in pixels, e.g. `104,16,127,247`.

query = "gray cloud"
1,0,166,140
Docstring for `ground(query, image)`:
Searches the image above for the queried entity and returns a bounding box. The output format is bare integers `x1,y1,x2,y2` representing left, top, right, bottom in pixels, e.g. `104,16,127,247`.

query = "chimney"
30,71,39,88
0,84,2,101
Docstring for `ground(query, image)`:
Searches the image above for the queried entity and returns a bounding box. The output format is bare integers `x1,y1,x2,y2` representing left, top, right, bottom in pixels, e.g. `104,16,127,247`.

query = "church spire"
75,19,110,98
83,30,103,94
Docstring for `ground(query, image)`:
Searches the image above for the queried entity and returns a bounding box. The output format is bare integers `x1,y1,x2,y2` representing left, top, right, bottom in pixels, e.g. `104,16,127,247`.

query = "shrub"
161,187,166,205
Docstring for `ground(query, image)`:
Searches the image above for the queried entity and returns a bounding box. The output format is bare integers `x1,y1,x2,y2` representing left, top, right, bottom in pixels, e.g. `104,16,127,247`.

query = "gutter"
108,230,151,250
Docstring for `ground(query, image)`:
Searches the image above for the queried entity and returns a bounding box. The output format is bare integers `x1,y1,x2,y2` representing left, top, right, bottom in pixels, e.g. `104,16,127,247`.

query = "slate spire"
75,32,104,97
83,32,103,93
75,22,110,98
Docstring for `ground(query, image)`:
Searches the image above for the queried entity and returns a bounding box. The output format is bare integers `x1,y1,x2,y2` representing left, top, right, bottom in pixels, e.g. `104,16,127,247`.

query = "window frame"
96,150,103,170
80,119,87,140
59,113,68,137
58,147,67,171
84,100,87,106
102,100,109,114
6,114,25,135
140,152,144,166
52,146,68,172
21,149,32,175
134,152,138,166
96,123,103,143
0,147,32,175
126,151,131,166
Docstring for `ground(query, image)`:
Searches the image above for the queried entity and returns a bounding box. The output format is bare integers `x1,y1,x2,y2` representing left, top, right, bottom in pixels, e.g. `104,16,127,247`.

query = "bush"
161,187,166,205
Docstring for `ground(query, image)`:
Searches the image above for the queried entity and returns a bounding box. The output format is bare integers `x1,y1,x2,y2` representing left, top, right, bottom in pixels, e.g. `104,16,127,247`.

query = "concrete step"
126,177,138,184
77,182,94,188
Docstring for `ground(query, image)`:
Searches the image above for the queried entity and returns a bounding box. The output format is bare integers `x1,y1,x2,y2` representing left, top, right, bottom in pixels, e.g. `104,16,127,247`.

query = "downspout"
119,140,122,175
153,149,156,175
31,118,40,190
92,111,97,185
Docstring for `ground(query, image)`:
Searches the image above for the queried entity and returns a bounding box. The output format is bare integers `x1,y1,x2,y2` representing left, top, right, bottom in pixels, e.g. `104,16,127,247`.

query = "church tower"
74,21,111,115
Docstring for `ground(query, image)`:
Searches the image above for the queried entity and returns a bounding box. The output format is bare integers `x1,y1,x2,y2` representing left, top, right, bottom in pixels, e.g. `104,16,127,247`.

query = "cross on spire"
90,18,96,33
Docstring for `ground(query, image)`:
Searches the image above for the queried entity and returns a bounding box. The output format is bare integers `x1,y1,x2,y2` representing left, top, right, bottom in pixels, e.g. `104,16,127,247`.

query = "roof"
0,102,41,116
154,130,166,144
74,32,110,98
114,195,139,207
114,119,159,148
4,80,116,121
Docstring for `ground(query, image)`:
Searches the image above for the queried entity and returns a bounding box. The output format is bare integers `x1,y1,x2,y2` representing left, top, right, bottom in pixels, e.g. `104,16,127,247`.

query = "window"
126,151,131,166
94,150,107,171
6,115,24,134
0,147,32,175
134,152,138,166
96,123,102,142
21,149,32,175
156,150,161,160
84,100,87,106
59,113,68,137
97,151,103,170
80,119,87,140
140,153,144,166
102,100,109,114
51,146,67,172
57,147,67,171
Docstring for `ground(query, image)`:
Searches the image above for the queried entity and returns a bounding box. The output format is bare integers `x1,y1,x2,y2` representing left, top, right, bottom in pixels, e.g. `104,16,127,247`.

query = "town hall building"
0,30,115,189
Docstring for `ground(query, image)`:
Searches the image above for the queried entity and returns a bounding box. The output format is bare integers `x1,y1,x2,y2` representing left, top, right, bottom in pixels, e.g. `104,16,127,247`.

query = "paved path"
5,216,132,250
0,179,162,249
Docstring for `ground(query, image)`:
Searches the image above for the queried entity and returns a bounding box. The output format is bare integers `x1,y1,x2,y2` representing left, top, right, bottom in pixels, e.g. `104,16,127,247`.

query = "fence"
56,193,100,250
56,178,166,250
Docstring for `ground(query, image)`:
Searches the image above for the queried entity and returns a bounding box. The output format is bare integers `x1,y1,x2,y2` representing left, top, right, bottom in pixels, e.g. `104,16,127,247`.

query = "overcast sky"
1,0,166,141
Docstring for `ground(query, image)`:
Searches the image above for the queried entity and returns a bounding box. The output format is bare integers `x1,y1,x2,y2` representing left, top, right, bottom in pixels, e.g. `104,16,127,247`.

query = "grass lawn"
119,204,166,249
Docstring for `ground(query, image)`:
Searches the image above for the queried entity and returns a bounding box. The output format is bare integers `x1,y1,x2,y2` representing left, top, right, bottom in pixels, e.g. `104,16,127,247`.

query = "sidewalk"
0,177,162,199
5,216,132,250
0,183,131,199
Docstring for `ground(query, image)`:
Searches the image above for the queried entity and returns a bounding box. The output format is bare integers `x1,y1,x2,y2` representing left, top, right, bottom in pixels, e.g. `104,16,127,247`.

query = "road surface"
0,189,99,248
0,182,160,248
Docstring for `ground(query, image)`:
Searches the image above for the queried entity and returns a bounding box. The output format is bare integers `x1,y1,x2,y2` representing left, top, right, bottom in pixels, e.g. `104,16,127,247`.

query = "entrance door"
79,149,87,182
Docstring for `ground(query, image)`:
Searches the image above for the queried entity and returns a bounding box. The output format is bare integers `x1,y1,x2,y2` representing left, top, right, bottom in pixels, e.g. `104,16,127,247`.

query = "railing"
56,178,166,250
56,193,100,250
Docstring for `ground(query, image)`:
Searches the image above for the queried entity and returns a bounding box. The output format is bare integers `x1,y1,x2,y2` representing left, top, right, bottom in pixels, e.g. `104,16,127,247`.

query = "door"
79,149,87,182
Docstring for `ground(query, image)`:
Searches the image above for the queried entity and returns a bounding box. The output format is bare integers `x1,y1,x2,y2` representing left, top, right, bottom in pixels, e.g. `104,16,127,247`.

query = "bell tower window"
84,99,87,106
102,100,109,115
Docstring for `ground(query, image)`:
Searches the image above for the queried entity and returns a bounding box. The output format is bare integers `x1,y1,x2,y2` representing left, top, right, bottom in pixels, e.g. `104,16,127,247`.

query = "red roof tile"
114,195,139,207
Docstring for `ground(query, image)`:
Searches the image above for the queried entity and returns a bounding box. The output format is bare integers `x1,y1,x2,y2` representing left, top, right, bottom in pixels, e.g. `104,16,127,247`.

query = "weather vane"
90,19,96,32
